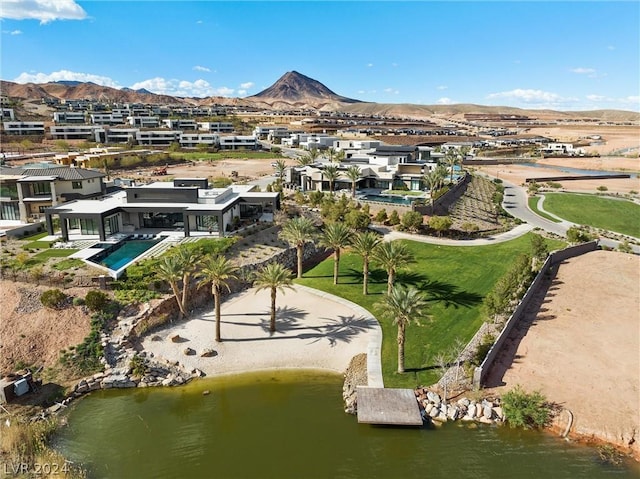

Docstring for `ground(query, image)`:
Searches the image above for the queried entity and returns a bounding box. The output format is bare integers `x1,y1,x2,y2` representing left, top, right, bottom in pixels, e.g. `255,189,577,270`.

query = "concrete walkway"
370,223,534,246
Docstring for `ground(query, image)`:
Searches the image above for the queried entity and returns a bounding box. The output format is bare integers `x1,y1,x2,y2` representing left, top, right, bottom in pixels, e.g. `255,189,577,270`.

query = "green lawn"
527,196,561,223
543,193,640,237
296,233,566,389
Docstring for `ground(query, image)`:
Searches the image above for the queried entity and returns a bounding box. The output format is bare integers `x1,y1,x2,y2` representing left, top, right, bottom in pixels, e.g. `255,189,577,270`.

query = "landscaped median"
295,233,565,389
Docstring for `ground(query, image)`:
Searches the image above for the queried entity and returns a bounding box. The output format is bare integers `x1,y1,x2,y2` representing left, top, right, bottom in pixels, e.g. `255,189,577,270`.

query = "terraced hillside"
448,176,502,232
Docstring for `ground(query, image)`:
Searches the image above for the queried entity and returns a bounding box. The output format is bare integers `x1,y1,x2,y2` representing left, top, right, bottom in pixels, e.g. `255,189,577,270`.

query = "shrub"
502,385,551,429
399,211,423,232
72,297,85,306
387,210,400,226
596,185,608,192
374,208,388,223
566,225,593,244
85,290,109,311
129,354,147,378
40,289,68,309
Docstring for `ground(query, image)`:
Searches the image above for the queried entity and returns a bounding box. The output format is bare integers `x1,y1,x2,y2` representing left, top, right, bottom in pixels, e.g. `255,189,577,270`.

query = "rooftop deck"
356,387,423,426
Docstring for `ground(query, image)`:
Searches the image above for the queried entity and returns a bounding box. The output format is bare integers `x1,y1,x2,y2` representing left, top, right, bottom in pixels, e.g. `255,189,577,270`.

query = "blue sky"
1,1,639,111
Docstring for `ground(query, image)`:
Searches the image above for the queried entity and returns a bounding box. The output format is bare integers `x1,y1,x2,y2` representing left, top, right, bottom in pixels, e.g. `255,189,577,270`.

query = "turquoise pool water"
90,238,162,271
360,194,415,205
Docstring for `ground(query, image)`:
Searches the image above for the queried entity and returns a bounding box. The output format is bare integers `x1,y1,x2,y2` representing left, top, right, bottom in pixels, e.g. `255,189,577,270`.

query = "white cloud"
570,67,596,75
0,0,87,24
367,63,374,67
384,88,399,95
13,70,121,87
585,94,640,110
486,88,576,108
3,29,23,35
607,45,615,51
436,85,448,91
237,90,247,96
131,77,234,97
196,20,203,24
193,65,211,72
436,97,454,105
240,82,254,89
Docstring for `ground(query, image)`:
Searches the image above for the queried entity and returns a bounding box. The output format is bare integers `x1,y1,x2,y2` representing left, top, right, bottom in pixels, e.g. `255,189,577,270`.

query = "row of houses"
2,121,258,149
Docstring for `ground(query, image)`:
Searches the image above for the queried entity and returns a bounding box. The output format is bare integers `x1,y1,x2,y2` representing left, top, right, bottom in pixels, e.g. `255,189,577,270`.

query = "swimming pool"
88,237,164,272
359,194,415,206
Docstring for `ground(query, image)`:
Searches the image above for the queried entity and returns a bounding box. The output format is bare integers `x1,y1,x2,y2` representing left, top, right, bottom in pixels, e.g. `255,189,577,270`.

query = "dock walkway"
356,387,423,426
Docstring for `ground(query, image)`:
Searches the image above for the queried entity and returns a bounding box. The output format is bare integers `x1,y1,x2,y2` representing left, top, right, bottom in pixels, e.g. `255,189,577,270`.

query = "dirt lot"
0,281,91,375
485,250,640,457
526,125,640,156
128,156,297,184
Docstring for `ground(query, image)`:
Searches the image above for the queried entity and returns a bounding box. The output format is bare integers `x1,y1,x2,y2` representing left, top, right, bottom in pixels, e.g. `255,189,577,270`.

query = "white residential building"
2,121,46,136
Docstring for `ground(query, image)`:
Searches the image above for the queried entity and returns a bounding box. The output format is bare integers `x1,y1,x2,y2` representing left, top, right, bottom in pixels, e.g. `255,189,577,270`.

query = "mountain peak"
250,71,361,106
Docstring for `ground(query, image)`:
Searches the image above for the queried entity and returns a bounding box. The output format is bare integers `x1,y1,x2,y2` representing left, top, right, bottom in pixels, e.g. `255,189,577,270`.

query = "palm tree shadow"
258,305,309,333
421,278,483,308
302,314,378,346
396,271,428,287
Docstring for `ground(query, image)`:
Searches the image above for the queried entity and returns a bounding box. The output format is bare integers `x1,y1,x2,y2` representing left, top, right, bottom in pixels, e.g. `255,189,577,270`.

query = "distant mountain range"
1,72,638,122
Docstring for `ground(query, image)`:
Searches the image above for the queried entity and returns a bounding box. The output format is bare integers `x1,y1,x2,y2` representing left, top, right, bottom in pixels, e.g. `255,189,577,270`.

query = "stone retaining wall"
473,241,599,388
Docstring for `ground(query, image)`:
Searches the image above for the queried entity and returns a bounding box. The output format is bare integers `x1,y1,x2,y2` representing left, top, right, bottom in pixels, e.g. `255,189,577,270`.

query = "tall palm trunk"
397,324,406,373
362,258,370,295
387,269,395,295
170,283,186,319
351,181,356,197
270,287,277,333
181,276,190,317
213,286,222,342
296,244,304,279
333,249,340,285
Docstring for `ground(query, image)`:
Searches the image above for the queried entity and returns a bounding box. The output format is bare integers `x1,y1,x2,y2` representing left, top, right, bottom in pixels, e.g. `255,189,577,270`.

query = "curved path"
142,285,384,386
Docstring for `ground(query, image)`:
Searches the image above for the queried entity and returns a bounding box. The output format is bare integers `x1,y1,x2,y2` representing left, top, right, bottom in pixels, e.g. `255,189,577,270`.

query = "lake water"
520,162,638,178
55,370,639,479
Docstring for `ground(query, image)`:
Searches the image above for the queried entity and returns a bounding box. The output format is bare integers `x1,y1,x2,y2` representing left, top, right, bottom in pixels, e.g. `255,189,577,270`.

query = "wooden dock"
356,387,423,426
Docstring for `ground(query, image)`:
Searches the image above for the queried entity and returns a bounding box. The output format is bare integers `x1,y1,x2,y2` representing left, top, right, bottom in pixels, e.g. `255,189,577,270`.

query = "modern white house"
53,111,86,124
127,116,160,128
135,130,182,146
44,178,280,241
2,121,46,136
50,125,102,141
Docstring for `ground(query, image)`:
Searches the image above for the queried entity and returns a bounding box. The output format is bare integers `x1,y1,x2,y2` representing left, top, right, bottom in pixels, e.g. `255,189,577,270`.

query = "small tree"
350,231,382,295
85,290,109,311
374,209,388,223
344,209,371,231
400,211,423,232
279,216,317,279
388,210,400,226
372,241,415,295
530,234,548,272
566,225,593,244
429,215,453,237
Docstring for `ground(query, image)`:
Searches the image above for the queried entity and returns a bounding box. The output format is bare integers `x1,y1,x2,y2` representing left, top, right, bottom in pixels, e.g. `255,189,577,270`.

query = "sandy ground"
133,157,297,184
485,250,640,455
526,125,640,156
142,285,380,377
474,158,640,194
0,281,91,374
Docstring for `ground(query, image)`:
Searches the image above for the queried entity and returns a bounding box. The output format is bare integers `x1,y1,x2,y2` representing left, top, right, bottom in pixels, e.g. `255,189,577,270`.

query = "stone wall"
414,173,471,216
473,241,599,388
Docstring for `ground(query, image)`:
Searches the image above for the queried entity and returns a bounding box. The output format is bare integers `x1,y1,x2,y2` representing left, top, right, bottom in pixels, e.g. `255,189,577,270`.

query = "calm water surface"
55,370,639,479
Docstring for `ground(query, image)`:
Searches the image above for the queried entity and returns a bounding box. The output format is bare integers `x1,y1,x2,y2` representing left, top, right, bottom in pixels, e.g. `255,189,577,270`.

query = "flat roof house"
44,178,280,242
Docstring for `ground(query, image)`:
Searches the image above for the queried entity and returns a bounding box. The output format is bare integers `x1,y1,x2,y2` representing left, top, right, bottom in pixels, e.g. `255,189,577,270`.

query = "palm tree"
253,262,294,333
320,222,353,285
326,146,336,163
345,165,361,197
274,158,287,184
323,164,340,194
296,154,314,166
198,255,238,342
424,169,443,208
377,285,430,373
350,231,381,295
308,147,320,162
174,246,199,317
335,150,346,163
445,148,461,184
372,241,415,295
279,216,317,278
157,255,188,318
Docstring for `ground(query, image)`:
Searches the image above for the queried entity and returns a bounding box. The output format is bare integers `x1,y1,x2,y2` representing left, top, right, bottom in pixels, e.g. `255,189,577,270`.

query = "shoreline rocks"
415,387,504,425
